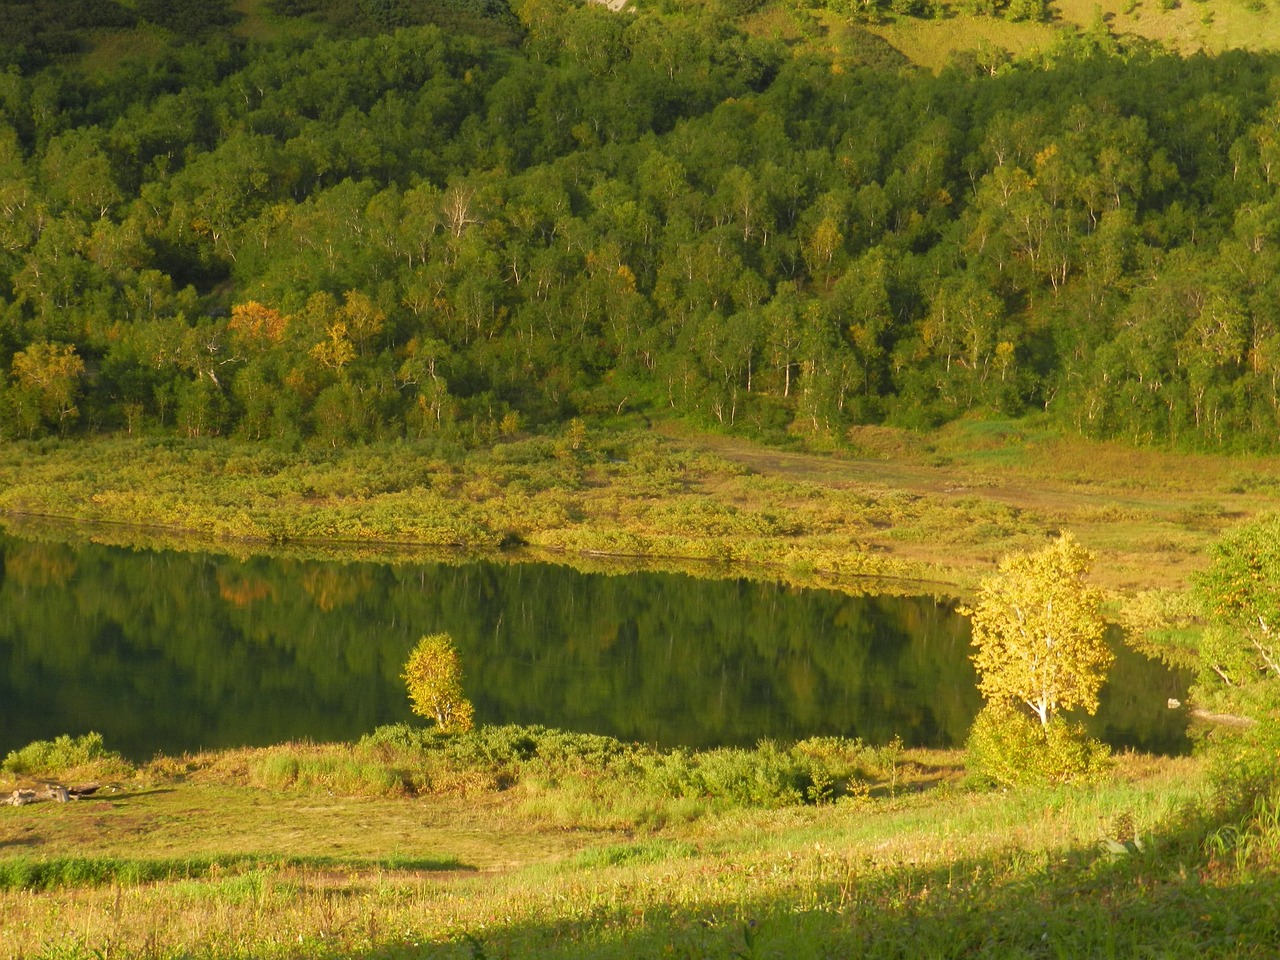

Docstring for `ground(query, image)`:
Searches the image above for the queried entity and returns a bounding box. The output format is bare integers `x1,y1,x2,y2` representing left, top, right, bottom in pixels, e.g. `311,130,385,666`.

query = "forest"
4,0,1280,450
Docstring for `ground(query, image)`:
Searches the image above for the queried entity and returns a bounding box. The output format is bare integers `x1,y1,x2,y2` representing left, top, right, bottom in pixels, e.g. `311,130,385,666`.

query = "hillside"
1,0,1280,457
7,6,1280,957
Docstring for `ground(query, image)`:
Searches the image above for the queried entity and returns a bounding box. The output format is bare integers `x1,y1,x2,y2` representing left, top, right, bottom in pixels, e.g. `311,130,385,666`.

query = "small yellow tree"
11,340,85,432
402,633,474,732
963,532,1112,728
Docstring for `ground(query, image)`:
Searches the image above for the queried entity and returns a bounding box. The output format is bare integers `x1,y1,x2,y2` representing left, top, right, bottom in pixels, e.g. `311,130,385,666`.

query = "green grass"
0,852,463,892
4,735,1274,959
865,14,1059,72
2,712,1276,960
3,420,1275,596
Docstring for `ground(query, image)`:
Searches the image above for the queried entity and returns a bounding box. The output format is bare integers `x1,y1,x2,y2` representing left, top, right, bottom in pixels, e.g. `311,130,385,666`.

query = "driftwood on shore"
3,782,100,806
1189,708,1258,728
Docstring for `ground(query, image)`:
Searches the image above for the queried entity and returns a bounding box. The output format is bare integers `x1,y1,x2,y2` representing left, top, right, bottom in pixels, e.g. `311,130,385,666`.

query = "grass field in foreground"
0,736,1276,959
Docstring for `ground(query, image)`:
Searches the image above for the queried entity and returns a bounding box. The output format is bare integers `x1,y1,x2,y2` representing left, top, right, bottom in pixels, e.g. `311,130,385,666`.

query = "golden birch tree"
10,340,85,433
963,532,1112,728
402,633,474,733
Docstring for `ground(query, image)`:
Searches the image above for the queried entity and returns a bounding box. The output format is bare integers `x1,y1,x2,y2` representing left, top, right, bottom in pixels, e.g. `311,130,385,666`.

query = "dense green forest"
4,0,1280,449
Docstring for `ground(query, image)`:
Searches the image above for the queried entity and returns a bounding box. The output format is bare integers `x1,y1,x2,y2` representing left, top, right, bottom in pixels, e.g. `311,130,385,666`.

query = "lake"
0,532,1191,760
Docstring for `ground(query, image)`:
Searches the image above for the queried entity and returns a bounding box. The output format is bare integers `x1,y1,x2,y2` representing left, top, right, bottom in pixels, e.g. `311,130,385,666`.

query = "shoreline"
0,423,1269,596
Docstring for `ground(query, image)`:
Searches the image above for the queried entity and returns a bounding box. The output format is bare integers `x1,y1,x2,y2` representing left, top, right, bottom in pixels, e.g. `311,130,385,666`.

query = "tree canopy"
2,1,1280,450
964,532,1112,727
1194,514,1280,691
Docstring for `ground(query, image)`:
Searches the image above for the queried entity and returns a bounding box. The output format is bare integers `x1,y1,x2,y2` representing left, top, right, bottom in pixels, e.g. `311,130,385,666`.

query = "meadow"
0,418,1275,597
1,723,1277,959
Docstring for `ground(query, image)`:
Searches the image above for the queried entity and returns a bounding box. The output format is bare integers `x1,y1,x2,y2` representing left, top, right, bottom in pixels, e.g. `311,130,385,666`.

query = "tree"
10,340,85,434
963,532,1112,728
1194,514,1280,688
228,301,288,348
402,633,474,732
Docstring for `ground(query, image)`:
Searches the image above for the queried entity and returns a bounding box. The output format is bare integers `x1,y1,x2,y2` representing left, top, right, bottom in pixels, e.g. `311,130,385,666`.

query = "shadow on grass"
95,787,176,802
343,790,1280,960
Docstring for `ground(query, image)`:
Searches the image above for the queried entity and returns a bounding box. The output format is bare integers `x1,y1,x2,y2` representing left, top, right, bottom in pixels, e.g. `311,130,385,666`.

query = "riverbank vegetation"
2,417,1279,593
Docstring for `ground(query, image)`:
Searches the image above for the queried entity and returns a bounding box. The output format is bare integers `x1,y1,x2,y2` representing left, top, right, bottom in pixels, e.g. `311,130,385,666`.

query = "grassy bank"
0,419,1274,594
1,725,1276,959
4,422,1275,956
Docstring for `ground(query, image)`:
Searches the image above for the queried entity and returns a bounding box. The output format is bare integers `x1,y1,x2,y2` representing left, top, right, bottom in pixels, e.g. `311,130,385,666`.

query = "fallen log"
3,782,103,805
1189,708,1257,728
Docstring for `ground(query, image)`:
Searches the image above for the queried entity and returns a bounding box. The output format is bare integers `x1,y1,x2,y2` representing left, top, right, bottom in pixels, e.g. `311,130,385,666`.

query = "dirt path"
667,428,1275,592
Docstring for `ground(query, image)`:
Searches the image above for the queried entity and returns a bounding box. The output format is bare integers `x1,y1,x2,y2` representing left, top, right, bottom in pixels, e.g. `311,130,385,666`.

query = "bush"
355,725,884,808
632,739,875,808
966,703,1111,787
362,723,633,770
1203,711,1280,809
2,732,132,779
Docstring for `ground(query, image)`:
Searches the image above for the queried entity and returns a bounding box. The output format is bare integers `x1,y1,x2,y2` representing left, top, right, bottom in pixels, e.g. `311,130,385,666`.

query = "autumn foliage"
964,533,1112,728
228,302,289,345
402,633,475,733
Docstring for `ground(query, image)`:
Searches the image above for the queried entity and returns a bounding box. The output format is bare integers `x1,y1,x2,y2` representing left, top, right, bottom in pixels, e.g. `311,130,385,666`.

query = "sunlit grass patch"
77,24,172,77
2,421,1276,594
569,838,699,870
0,743,1251,960
865,15,1058,72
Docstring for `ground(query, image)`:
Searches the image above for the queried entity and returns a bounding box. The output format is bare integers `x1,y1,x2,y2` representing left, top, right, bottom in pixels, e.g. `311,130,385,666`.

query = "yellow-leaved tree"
402,633,474,733
962,533,1113,785
10,340,85,435
965,532,1112,726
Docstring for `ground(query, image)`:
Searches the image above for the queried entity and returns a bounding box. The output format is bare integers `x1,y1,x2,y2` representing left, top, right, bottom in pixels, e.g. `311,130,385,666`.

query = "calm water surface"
0,534,1191,759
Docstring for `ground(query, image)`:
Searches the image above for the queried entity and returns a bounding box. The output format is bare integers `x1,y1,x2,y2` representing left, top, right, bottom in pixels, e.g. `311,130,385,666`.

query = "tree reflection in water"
0,534,1189,760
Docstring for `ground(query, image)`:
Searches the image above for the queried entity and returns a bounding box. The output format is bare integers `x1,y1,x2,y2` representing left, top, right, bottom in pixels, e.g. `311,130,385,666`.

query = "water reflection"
0,534,1190,760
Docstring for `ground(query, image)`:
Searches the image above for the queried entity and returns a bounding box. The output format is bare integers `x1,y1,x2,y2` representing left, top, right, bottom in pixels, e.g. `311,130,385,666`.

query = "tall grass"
1,733,133,780
227,726,901,826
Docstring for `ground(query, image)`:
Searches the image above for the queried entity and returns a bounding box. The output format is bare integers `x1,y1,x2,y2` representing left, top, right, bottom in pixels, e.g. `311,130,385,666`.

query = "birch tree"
963,532,1112,728
1195,514,1280,688
402,633,475,733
